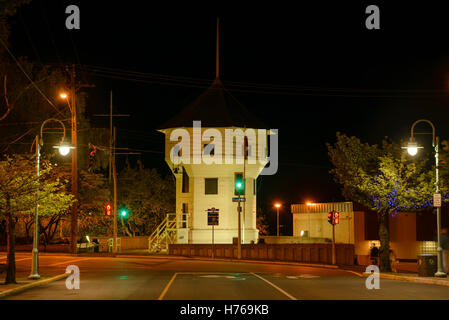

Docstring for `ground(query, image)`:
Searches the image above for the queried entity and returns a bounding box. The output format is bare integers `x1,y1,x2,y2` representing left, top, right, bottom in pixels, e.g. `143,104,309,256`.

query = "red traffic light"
334,211,340,224
105,203,112,216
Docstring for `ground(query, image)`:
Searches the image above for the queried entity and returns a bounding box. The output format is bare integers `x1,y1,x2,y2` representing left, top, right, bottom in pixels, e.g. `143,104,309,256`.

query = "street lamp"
404,119,446,277
274,203,281,237
29,118,74,279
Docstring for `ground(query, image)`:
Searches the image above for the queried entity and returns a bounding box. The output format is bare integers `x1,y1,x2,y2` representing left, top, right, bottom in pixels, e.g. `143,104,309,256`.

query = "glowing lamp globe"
58,146,70,156
405,140,421,156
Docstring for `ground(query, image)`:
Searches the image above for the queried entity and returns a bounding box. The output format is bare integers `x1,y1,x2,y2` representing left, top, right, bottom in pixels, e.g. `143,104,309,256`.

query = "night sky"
7,1,449,234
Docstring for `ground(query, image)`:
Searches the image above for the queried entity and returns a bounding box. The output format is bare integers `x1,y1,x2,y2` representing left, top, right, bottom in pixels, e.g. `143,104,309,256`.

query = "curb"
0,273,70,299
117,253,340,269
362,272,449,287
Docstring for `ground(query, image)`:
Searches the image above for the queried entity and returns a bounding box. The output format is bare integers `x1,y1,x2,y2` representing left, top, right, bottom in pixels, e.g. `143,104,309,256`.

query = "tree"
256,216,269,236
0,155,73,283
327,133,436,272
118,166,175,236
77,170,111,238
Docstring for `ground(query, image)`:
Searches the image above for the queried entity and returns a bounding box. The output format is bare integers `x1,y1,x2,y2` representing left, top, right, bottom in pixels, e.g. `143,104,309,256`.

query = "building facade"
291,201,445,265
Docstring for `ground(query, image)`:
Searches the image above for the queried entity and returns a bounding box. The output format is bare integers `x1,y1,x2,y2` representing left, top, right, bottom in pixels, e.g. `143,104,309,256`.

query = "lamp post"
275,203,281,237
29,118,73,279
405,119,446,278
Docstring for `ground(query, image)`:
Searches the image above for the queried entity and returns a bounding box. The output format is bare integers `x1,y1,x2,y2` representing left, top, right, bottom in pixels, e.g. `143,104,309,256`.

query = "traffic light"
105,203,112,216
334,211,340,225
328,211,333,225
120,208,129,218
234,172,245,196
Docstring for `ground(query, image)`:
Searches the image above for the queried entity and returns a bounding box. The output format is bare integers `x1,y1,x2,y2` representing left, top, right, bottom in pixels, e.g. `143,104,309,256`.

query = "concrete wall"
169,243,355,265
292,211,355,244
354,211,421,263
389,212,420,260
292,205,427,265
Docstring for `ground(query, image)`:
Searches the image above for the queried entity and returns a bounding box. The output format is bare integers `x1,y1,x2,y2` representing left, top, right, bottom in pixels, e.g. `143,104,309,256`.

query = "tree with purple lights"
327,133,439,272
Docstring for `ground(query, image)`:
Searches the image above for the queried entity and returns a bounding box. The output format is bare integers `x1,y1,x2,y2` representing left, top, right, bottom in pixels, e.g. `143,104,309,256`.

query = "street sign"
208,212,219,225
207,207,219,226
434,193,442,207
232,197,246,202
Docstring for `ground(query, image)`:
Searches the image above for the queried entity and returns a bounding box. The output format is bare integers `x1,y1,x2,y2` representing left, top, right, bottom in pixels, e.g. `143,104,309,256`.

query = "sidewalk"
351,261,449,287
0,272,70,299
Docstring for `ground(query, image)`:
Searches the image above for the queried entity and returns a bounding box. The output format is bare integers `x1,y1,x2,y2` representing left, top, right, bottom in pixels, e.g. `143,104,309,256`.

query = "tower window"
205,178,218,195
182,167,189,193
204,143,215,156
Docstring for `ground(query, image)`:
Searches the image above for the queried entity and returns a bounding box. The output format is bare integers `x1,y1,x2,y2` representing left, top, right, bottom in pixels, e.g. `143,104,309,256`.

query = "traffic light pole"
212,225,215,259
332,222,336,265
237,196,242,259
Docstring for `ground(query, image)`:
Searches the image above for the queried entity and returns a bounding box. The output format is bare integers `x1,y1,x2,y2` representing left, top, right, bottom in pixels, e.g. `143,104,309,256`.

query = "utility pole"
109,91,113,182
70,64,78,255
112,126,118,253
68,64,95,254
93,91,129,183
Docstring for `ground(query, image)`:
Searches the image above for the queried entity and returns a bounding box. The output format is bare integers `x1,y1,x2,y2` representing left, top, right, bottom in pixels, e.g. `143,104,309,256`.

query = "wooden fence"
168,243,355,265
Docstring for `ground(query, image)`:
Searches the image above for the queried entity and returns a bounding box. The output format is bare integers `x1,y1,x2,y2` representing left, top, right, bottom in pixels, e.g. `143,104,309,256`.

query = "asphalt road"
2,252,449,300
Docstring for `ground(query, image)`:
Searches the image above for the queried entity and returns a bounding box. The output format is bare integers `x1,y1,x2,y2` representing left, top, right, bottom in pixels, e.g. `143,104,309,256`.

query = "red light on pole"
334,211,340,225
328,212,333,224
105,203,112,216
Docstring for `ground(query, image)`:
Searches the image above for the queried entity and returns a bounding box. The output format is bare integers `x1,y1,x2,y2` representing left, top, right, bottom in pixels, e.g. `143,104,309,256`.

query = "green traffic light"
121,210,127,217
236,182,242,189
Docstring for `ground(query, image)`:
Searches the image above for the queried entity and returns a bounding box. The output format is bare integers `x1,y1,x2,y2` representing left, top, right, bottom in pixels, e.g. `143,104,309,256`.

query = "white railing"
148,213,179,253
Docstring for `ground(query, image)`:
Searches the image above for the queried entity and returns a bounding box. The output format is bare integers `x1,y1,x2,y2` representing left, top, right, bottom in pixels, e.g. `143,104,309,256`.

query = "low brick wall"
168,243,355,265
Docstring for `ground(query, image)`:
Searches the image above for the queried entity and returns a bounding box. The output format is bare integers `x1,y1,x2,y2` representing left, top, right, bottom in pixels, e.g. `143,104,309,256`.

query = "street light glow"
404,140,422,156
60,92,68,99
58,145,70,156
275,203,281,208
407,146,418,156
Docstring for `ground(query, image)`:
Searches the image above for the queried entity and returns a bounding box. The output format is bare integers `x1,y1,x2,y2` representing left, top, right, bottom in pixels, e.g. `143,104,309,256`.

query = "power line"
78,64,449,98
0,37,64,117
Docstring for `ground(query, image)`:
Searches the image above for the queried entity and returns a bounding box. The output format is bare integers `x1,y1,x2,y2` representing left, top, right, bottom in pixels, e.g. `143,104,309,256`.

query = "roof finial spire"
216,17,219,80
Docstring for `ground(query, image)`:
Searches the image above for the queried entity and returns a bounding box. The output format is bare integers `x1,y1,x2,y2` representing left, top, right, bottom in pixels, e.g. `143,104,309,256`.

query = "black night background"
6,1,449,235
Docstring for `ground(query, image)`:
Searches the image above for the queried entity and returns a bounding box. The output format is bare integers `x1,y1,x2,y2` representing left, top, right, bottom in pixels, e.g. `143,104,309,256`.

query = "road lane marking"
176,272,249,274
250,272,297,300
47,258,93,267
158,273,178,300
344,270,363,277
0,257,32,262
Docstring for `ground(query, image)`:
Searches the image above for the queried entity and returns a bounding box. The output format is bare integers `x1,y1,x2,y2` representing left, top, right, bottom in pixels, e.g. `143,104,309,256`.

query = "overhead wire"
0,37,65,117
78,64,449,98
